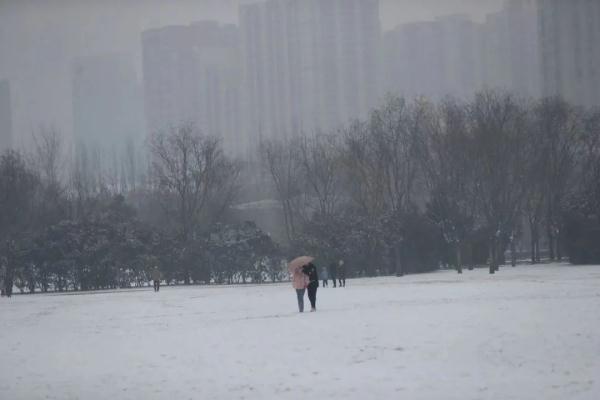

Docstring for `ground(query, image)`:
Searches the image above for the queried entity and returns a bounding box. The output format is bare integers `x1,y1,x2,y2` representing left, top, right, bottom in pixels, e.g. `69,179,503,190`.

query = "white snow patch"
1,264,599,399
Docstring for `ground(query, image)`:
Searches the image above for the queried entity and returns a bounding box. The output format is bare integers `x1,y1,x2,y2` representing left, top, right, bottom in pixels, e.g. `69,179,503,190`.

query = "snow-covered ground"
1,264,599,400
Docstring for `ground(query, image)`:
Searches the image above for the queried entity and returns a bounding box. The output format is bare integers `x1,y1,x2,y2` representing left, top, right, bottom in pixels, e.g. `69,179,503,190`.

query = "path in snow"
1,264,599,400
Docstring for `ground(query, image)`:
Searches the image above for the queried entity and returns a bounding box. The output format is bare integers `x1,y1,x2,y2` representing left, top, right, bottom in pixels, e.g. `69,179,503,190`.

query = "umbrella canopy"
288,256,314,274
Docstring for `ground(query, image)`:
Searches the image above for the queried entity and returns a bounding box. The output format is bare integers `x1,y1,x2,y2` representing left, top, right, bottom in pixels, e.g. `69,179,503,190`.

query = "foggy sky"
0,0,502,147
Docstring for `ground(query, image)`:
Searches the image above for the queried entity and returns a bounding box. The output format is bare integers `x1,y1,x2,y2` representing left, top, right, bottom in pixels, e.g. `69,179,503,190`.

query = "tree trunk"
495,239,501,272
489,241,495,274
394,245,404,277
497,242,505,267
456,243,462,274
282,202,293,243
466,243,473,270
510,239,517,267
547,226,555,261
530,222,537,264
184,266,191,285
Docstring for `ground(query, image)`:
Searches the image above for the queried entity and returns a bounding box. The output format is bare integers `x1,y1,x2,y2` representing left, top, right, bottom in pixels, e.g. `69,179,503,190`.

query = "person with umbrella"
302,262,319,312
289,256,311,312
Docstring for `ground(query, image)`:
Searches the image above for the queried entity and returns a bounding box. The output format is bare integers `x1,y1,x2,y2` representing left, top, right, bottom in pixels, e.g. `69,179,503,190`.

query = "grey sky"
0,0,503,145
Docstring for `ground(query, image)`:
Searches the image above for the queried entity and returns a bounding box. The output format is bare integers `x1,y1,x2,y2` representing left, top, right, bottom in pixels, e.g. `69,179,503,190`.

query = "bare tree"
150,123,239,239
533,97,580,261
32,127,67,224
341,96,429,276
469,91,529,273
368,95,428,213
32,127,64,188
423,98,477,273
298,133,343,217
523,104,546,264
0,151,38,296
259,137,303,242
69,142,94,219
342,119,387,216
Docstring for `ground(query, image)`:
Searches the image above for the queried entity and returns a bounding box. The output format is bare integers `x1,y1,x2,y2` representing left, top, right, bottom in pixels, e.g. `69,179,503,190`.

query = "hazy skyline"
0,0,503,146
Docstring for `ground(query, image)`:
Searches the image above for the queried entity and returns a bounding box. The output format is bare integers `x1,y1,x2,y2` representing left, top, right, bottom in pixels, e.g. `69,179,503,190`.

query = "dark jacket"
302,263,319,285
151,268,161,281
338,262,346,279
328,262,337,278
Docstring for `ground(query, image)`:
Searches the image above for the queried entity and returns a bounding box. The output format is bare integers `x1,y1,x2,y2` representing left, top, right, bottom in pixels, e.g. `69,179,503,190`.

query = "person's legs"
342,278,346,287
296,289,305,312
157,280,160,292
332,277,336,288
307,283,317,310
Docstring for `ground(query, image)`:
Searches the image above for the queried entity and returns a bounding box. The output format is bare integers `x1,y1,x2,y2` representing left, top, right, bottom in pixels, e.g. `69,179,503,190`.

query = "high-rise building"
72,53,144,150
538,0,600,106
481,0,540,98
240,0,381,145
383,1,542,102
384,21,444,99
0,80,13,152
505,0,540,98
437,15,484,99
384,15,481,100
142,21,242,153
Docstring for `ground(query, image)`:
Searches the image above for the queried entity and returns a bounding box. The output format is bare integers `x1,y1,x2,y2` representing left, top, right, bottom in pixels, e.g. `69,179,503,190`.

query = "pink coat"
292,270,308,289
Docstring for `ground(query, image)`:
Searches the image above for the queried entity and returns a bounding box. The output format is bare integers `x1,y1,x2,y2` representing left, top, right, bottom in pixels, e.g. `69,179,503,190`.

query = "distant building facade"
384,15,481,100
72,53,144,150
384,21,443,99
240,0,381,145
538,0,600,106
0,80,13,152
142,21,242,154
481,0,540,98
383,1,541,101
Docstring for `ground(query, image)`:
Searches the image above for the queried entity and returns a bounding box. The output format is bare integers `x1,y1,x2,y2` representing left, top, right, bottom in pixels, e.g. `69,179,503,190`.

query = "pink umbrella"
288,256,314,274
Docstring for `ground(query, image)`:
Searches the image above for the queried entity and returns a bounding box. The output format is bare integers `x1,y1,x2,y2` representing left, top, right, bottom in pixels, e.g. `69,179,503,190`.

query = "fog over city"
2,1,600,399
0,0,502,148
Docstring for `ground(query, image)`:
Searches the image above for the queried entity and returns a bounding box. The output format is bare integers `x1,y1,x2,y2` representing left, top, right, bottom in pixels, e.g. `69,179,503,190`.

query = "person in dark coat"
302,262,319,311
328,261,337,288
320,265,329,287
151,266,161,292
338,260,346,287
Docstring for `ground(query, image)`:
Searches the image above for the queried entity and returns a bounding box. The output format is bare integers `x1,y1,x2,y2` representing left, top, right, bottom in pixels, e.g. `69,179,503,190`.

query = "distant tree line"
1,89,600,295
0,124,284,295
260,90,600,276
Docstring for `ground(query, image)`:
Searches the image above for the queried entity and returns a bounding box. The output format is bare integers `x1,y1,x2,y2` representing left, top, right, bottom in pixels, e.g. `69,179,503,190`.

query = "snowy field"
1,264,599,400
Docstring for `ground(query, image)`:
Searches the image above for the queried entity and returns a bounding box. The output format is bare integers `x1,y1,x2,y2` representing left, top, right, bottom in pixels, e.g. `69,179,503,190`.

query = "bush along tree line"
260,90,600,276
1,90,600,294
0,124,284,294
